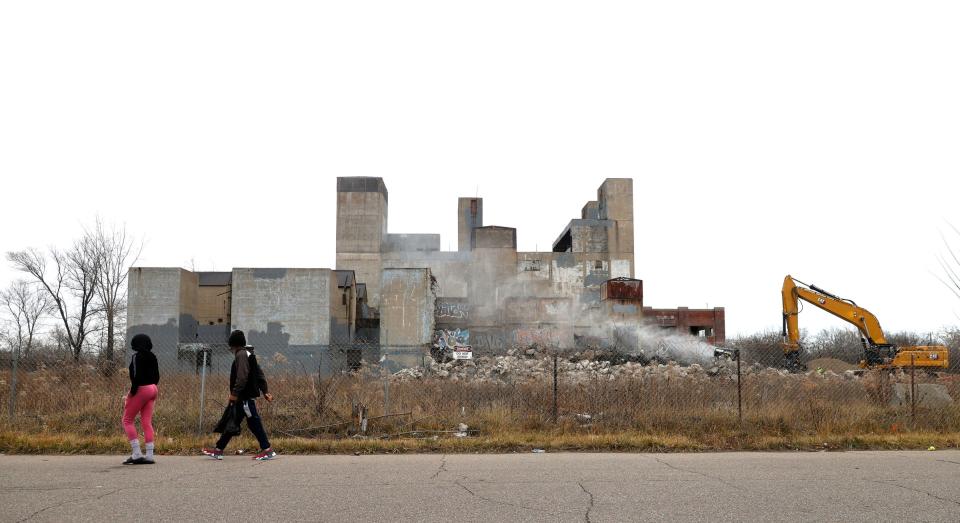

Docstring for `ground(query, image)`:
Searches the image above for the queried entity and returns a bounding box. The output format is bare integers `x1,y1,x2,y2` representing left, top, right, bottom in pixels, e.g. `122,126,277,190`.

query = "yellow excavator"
781,275,948,371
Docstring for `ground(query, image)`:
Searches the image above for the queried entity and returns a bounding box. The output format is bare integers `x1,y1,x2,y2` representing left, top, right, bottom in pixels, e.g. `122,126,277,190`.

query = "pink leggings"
122,384,158,442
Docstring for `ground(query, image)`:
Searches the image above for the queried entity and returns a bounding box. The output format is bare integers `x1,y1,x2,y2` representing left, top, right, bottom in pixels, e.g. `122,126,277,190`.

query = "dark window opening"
594,260,603,270
690,327,713,337
346,349,363,372
553,230,573,253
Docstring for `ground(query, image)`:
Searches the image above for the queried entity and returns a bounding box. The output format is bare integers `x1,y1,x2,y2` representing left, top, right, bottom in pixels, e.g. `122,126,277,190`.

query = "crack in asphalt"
936,459,960,466
17,487,123,522
578,481,595,523
866,479,960,507
430,455,447,480
650,456,753,495
453,478,562,517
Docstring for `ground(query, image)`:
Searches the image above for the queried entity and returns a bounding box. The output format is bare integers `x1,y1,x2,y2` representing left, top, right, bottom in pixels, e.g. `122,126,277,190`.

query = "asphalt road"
2,451,959,522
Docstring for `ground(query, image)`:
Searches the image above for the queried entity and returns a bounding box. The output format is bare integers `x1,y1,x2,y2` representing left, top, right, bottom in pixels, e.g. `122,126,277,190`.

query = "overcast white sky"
1,1,958,337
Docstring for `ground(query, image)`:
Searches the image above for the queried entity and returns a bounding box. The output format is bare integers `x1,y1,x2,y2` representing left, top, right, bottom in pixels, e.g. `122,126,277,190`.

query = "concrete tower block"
336,177,388,253
597,178,633,222
458,197,483,251
598,178,635,277
336,177,388,307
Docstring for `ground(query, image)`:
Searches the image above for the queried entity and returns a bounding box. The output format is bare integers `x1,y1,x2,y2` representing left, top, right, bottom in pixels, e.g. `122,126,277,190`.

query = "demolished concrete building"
126,177,724,372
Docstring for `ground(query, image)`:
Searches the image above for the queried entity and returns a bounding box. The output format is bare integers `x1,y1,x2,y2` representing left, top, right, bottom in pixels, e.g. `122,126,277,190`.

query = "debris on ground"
384,346,798,384
806,357,858,373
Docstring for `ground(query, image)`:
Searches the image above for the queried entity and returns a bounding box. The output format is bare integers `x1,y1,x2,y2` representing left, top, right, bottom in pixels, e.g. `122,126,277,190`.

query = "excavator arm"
781,275,948,370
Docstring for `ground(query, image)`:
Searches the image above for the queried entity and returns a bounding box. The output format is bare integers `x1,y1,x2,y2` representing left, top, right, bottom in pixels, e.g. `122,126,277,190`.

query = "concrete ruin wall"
330,270,357,344
380,268,436,369
643,306,726,344
126,267,200,367
230,268,331,350
332,177,659,357
379,268,436,347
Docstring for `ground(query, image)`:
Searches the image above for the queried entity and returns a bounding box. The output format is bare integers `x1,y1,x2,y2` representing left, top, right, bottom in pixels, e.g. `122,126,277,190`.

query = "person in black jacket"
202,330,276,460
122,334,160,465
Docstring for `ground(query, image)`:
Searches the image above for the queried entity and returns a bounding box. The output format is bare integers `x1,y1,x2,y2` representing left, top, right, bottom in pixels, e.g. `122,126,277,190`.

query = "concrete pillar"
597,178,634,277
458,197,483,251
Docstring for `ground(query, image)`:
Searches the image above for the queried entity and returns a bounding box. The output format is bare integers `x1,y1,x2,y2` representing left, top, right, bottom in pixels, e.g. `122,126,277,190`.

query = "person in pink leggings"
122,334,160,465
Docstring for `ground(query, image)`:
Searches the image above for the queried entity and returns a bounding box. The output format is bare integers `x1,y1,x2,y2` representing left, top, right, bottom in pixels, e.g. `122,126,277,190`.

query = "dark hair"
131,334,153,352
228,330,247,348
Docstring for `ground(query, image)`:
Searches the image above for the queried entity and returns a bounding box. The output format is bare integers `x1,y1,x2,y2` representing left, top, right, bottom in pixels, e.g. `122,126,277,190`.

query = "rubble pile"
385,347,863,384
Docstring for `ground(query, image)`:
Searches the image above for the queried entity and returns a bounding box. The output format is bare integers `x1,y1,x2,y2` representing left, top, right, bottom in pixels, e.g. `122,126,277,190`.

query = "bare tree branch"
1,280,52,357
7,236,102,361
938,222,960,310
88,217,142,366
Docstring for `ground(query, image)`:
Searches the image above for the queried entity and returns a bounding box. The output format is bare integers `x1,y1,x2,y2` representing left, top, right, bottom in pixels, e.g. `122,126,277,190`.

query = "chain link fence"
2,330,959,442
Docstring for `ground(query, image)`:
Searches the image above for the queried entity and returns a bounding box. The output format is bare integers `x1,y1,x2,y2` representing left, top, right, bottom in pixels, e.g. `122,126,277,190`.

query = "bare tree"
89,218,141,366
936,222,960,310
1,280,51,358
7,237,101,362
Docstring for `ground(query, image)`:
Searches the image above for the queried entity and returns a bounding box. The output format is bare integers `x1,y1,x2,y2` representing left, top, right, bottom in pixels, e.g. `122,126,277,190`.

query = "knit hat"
228,330,246,348
131,334,153,352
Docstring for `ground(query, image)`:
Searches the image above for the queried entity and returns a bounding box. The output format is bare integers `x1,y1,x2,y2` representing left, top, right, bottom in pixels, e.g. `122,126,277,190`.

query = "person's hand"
228,394,237,403
264,393,274,403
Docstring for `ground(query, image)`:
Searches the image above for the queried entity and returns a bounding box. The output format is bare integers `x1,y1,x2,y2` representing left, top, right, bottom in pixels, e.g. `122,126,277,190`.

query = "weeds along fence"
2,333,960,442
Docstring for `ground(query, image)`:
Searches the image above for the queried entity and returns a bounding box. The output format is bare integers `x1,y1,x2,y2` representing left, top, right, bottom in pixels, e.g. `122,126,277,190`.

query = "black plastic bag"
213,402,242,435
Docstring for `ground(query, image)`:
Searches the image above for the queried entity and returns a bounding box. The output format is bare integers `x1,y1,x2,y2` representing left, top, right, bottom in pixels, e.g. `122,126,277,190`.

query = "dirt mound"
806,357,857,373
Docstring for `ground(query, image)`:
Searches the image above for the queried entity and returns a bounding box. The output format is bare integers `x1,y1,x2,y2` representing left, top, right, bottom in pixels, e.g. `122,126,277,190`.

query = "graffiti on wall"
472,332,506,350
433,328,472,361
436,301,470,321
434,328,470,351
513,327,561,348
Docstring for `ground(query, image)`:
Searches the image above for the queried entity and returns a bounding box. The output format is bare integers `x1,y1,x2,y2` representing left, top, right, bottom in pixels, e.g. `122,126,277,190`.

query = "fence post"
552,353,559,423
383,376,390,416
736,349,742,426
910,353,916,425
8,345,19,421
197,348,208,435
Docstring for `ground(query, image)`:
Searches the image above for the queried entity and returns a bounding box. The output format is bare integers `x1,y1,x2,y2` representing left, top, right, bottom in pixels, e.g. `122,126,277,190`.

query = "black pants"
216,399,271,451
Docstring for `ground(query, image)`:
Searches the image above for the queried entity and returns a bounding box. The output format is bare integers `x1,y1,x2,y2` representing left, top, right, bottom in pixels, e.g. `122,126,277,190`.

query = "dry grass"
1,365,959,454
1,431,958,455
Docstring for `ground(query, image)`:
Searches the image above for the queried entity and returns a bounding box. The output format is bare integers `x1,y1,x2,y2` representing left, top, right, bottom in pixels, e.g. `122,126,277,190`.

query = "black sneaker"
132,457,155,465
122,456,137,465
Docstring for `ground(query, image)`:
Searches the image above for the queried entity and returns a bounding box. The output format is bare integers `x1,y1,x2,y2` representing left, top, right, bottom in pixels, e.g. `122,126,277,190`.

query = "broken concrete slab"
891,383,954,408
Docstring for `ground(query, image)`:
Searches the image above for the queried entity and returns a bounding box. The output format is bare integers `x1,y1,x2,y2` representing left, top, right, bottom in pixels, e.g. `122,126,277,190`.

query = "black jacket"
129,350,160,396
229,348,268,400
